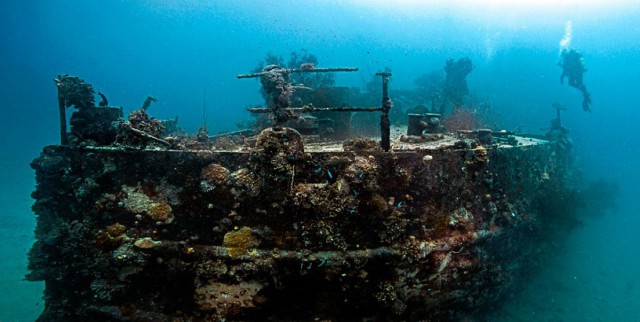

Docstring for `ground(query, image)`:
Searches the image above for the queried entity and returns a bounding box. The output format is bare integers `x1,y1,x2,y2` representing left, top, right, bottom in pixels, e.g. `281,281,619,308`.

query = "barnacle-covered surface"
28,127,574,321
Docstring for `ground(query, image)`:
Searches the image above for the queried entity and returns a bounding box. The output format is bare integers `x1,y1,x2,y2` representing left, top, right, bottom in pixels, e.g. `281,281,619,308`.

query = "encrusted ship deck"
27,73,576,321
29,126,566,321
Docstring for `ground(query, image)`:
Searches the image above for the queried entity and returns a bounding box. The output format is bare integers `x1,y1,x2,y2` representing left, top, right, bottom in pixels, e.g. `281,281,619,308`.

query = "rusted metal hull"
28,131,567,321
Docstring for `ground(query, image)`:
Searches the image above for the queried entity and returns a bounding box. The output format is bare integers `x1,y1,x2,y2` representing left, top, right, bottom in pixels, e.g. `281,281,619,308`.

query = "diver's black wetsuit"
559,49,591,112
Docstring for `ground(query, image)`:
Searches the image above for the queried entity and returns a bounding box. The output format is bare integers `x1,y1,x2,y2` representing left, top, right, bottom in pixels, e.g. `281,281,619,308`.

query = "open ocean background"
1,1,639,321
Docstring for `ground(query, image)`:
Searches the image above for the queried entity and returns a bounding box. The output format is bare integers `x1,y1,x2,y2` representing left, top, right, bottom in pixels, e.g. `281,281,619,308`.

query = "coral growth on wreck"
54,74,95,109
195,280,266,316
127,109,166,138
223,227,259,258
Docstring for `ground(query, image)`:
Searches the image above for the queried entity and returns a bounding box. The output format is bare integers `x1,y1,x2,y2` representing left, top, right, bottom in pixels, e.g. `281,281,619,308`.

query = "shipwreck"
28,67,577,321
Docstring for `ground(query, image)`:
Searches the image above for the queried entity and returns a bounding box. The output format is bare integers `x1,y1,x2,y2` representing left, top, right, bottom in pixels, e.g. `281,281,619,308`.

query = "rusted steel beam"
237,67,359,79
376,72,392,151
247,106,383,113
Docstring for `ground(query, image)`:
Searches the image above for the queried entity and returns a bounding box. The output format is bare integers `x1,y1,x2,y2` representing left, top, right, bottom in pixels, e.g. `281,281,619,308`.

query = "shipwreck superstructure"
28,69,577,321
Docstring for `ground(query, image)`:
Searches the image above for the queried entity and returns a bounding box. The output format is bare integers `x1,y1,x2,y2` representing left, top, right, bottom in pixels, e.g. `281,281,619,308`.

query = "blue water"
1,1,639,320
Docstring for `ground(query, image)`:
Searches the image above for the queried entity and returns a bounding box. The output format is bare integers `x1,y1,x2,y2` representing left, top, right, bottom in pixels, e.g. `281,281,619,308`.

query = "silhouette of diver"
558,49,591,112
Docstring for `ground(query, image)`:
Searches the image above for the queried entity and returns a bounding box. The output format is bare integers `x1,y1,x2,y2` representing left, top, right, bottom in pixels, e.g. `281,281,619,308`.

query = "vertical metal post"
552,102,565,128
57,90,68,145
376,72,392,151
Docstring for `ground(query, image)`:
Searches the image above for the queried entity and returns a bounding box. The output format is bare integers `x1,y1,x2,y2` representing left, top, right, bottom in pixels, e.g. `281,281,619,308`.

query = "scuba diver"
558,49,591,112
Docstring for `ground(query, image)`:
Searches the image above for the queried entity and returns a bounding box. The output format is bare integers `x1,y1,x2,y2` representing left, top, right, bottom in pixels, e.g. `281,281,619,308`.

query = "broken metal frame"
377,72,392,151
236,67,359,79
237,67,393,151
